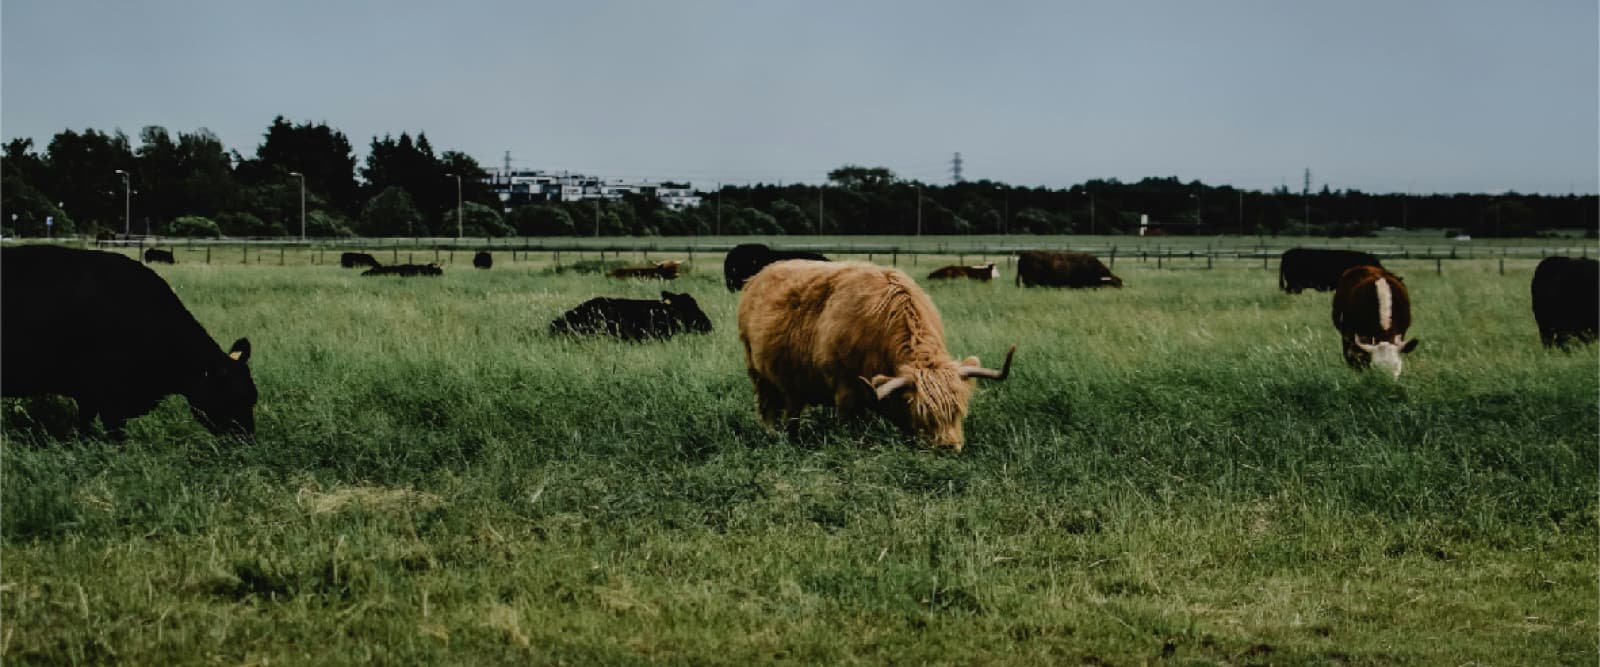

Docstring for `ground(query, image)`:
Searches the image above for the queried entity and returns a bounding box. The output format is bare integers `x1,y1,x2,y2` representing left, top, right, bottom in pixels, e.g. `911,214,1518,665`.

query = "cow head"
188,337,258,438
661,291,713,333
986,264,1000,279
1101,275,1124,288
863,346,1014,450
1354,335,1419,379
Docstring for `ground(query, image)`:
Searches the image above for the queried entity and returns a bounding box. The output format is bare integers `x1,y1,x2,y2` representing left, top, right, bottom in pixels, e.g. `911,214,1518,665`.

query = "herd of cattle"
1,242,1594,449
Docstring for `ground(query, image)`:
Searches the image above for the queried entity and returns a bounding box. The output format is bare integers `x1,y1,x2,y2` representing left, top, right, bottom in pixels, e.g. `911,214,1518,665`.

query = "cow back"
1332,265,1410,338
1532,256,1600,345
1,245,220,403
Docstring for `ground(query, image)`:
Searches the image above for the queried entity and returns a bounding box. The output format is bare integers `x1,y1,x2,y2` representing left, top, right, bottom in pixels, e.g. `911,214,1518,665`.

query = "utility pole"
817,185,824,235
289,171,306,240
114,169,130,236
1238,190,1244,236
1090,192,1095,235
915,185,922,236
715,182,721,236
594,198,600,237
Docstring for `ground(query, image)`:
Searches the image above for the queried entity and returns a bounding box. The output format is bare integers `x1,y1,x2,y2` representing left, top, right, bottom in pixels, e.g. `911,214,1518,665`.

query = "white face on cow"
1355,336,1419,379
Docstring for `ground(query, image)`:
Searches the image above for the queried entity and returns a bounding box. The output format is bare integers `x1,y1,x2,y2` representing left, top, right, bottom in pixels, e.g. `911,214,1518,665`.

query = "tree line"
3,118,1594,239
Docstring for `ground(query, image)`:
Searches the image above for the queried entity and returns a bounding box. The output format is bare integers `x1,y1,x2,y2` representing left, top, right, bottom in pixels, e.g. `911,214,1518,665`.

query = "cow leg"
751,372,787,429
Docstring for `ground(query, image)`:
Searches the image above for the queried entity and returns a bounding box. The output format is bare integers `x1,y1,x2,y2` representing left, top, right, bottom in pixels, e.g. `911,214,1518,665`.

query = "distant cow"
1280,248,1383,293
1015,251,1122,288
363,263,443,277
738,260,1014,450
1531,256,1599,348
928,263,999,282
143,248,175,264
1,245,257,439
473,251,493,269
340,252,381,269
723,243,830,291
609,260,682,280
549,291,713,341
1332,265,1418,379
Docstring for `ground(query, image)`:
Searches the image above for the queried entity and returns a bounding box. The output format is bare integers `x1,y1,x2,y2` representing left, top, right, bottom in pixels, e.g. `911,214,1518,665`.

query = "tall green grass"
3,255,1594,665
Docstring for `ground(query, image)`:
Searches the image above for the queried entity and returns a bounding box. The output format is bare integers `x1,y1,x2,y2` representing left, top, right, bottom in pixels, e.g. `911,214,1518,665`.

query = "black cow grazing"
473,250,493,269
363,263,443,277
144,248,176,264
1015,251,1122,288
1531,256,1599,348
1,245,258,439
723,243,830,291
549,291,713,341
928,263,999,282
340,252,381,269
1279,248,1383,293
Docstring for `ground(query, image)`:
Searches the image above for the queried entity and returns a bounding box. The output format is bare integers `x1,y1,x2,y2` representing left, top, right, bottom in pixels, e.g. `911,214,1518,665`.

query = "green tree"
828,165,897,190
243,116,361,215
359,186,423,236
159,215,222,238
507,205,576,236
455,201,514,237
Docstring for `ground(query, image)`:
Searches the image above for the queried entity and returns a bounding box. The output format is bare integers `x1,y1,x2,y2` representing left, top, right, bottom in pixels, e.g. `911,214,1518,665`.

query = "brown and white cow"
1331,265,1418,378
927,263,999,282
609,260,682,280
737,260,1013,450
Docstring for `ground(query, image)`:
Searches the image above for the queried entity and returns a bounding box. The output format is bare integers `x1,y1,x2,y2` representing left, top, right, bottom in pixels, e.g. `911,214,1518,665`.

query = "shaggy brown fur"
738,260,1006,450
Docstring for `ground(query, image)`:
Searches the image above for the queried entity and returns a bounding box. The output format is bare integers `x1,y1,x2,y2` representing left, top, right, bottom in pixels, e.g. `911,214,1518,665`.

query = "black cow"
340,252,381,269
144,248,176,264
1015,251,1122,288
1531,256,1599,348
474,251,493,269
549,291,713,341
1279,248,1383,293
723,243,829,291
1,245,257,439
363,263,443,277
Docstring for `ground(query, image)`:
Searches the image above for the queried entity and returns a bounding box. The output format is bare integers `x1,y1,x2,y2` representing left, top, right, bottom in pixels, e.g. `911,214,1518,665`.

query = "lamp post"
446,173,462,240
915,184,922,237
288,172,306,240
113,169,130,236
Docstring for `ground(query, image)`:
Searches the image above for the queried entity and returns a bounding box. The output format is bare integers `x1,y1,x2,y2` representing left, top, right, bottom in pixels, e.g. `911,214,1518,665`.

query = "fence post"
892,250,898,266
1499,258,1504,275
280,247,285,265
1109,246,1117,268
1157,253,1163,269
409,252,415,264
1207,254,1213,269
242,245,248,264
206,247,211,264
1435,258,1442,275
393,248,399,263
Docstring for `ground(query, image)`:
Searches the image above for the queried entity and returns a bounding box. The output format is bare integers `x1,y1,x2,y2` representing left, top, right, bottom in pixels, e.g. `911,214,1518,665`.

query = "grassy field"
3,246,1596,665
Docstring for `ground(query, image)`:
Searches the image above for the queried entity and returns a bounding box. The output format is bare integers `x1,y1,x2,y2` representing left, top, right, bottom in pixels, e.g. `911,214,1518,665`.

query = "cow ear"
1401,338,1419,353
228,338,251,363
660,291,673,304
959,355,980,368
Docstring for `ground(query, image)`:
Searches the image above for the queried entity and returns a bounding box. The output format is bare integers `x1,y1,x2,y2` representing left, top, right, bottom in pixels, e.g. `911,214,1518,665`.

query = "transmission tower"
504,151,512,176
951,152,964,183
1303,167,1312,224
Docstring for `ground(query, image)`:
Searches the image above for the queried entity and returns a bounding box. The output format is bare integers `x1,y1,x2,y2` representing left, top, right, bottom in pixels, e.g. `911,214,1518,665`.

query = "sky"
3,1,1596,194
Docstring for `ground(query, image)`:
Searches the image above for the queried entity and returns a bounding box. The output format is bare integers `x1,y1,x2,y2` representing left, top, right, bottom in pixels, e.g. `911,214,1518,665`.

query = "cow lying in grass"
549,291,712,341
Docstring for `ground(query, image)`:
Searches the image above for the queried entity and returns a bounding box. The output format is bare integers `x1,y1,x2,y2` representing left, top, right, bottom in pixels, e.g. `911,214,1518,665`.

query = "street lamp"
288,172,306,241
446,173,462,240
914,184,923,237
113,169,130,236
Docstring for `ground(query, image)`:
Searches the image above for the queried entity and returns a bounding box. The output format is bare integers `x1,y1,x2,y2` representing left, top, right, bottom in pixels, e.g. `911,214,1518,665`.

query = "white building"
488,170,703,212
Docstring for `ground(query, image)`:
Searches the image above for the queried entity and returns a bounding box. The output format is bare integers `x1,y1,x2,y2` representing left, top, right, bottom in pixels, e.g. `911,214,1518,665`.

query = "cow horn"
1354,336,1378,352
959,345,1016,381
861,375,912,401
